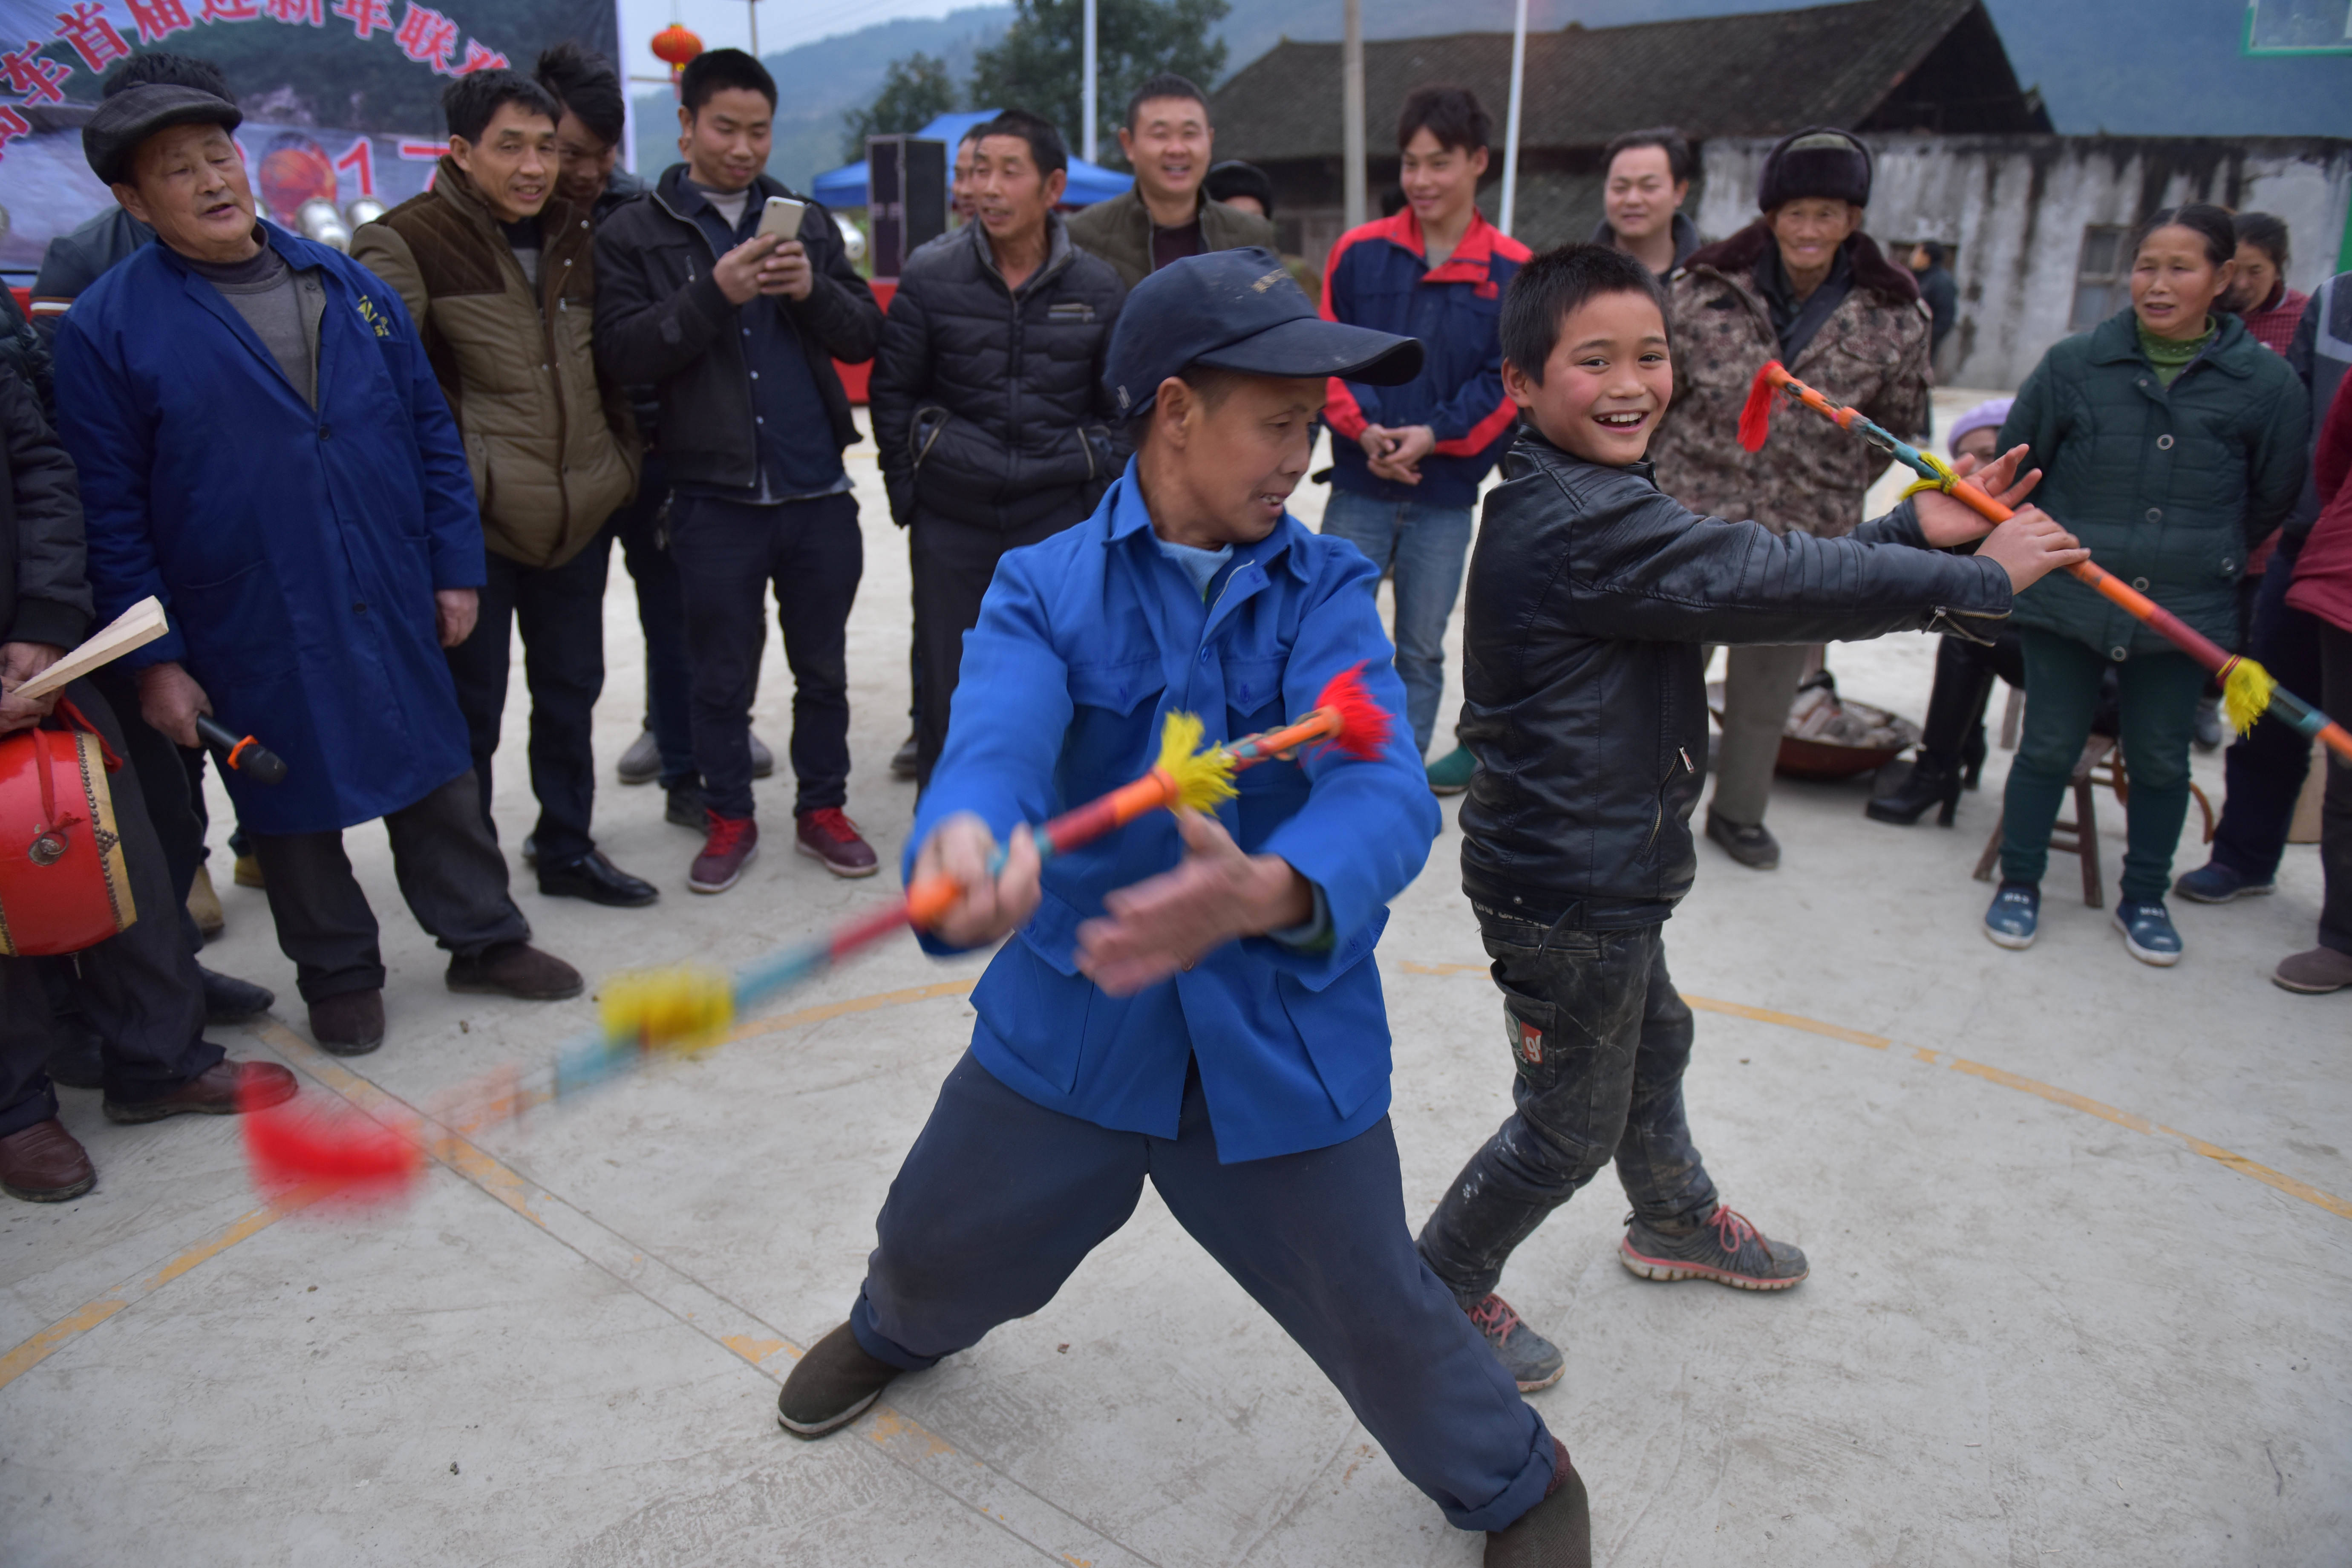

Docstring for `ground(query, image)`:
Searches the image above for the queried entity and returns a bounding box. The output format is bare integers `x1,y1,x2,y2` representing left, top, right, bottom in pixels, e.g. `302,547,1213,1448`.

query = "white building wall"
1694,135,2352,391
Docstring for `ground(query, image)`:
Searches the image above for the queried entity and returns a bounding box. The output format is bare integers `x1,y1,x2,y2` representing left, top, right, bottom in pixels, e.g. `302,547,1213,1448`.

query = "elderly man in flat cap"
52,84,582,1056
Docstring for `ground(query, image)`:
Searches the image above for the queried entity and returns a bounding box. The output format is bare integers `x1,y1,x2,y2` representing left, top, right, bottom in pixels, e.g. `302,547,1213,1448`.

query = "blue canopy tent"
811,110,1133,209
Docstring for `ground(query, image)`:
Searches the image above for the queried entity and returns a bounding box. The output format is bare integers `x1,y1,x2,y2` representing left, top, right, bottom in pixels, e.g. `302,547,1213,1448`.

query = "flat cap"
84,83,243,187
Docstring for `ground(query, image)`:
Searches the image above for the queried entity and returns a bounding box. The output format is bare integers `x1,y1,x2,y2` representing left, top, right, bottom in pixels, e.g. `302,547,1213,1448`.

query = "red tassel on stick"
1737,359,1783,453
242,1087,424,1208
1312,664,1392,760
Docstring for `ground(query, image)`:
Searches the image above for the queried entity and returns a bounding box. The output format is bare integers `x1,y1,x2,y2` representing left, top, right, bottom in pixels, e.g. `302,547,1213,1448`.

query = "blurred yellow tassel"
1156,710,1238,812
2220,657,2278,736
600,965,735,1057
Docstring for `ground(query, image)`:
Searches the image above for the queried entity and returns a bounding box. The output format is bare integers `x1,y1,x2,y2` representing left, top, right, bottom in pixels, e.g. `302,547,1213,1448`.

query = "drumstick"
11,597,169,702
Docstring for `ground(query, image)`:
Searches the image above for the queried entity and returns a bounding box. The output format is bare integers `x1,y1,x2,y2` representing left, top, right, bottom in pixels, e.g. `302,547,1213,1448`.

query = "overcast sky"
613,0,967,81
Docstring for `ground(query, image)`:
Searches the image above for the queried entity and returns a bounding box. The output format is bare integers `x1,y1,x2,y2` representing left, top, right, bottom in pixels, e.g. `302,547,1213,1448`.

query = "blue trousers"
1320,489,1474,757
852,1051,1558,1534
2210,562,2324,882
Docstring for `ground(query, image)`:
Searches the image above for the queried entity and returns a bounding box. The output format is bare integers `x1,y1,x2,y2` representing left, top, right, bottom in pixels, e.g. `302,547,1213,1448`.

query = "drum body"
0,728,138,957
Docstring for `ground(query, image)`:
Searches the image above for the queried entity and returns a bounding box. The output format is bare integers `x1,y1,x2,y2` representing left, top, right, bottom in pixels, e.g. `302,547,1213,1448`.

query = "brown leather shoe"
104,1060,299,1124
310,989,386,1055
446,941,583,1000
0,1118,95,1202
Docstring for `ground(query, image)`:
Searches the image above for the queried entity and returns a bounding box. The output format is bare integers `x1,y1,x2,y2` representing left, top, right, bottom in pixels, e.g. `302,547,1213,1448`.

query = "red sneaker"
795,807,879,878
689,812,759,894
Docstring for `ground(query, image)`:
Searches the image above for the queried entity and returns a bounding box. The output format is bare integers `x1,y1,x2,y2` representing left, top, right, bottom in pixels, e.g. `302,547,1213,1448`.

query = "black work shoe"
309,989,386,1055
1621,1205,1808,1291
889,733,919,781
664,783,708,829
1464,1292,1565,1392
201,965,276,1024
1703,809,1780,870
777,1321,902,1439
539,849,659,908
1484,1444,1591,1567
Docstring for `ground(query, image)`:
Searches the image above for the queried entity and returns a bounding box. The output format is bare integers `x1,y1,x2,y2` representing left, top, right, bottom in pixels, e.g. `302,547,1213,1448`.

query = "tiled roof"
1212,0,1985,161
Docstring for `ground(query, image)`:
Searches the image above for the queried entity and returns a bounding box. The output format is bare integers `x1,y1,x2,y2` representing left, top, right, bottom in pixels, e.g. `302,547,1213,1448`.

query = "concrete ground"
5,394,2346,1566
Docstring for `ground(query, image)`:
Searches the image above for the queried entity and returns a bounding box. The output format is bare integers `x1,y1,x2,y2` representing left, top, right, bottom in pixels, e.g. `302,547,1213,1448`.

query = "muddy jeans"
1417,908,1718,1303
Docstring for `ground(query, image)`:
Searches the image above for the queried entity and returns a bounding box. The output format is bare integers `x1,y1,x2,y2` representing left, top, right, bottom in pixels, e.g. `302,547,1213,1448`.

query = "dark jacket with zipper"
1997,307,2306,659
1457,429,2011,925
868,214,1127,532
592,166,880,493
0,357,91,651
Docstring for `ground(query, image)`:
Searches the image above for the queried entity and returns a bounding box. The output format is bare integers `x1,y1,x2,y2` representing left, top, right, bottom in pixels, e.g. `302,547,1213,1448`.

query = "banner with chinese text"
0,0,617,269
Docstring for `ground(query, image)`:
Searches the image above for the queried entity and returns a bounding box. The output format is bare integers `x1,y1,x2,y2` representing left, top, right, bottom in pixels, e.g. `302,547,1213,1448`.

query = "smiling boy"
777,248,1594,1566
1414,245,2089,1394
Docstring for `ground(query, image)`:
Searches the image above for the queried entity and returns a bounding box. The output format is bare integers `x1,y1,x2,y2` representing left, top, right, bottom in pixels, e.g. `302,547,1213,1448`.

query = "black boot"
777,1322,903,1438
1960,721,1989,790
1867,752,1963,827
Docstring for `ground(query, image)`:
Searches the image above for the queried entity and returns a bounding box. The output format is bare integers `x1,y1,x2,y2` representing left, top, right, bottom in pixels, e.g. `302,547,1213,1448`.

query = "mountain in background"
633,5,1011,190
638,0,2351,193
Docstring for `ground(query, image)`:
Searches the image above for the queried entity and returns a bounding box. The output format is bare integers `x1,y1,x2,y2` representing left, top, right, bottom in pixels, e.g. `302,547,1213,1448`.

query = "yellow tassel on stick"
599,965,736,1057
2220,657,2278,737
1155,710,1238,811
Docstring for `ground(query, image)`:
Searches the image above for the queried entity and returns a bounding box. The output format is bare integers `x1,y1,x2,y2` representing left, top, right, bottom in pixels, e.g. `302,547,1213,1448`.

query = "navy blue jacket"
1320,209,1530,510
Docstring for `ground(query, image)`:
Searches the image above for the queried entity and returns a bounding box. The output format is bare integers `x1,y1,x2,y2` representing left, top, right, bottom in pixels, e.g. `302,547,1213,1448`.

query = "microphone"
193,714,288,785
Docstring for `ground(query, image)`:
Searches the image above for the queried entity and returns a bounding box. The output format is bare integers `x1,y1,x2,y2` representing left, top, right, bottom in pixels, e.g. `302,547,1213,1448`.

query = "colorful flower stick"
1740,360,2352,764
244,668,1395,1204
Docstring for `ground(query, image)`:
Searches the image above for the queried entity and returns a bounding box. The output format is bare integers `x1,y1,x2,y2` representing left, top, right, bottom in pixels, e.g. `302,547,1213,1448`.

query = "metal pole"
746,0,757,56
1342,0,1365,229
1499,0,1527,235
1082,0,1098,164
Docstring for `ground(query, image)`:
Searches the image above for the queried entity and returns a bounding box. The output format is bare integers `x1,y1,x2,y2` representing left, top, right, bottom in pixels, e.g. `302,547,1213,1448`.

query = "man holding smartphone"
595,49,884,894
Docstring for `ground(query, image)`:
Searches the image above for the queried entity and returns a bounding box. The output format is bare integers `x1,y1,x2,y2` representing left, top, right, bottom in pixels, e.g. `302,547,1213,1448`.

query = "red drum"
0,725,137,957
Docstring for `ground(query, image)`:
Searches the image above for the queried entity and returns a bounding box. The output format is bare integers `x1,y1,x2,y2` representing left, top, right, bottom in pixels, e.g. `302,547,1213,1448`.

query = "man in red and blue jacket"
1320,86,1530,792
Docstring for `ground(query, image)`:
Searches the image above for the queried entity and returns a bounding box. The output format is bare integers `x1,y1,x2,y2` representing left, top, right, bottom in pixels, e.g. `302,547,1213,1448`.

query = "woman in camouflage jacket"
1648,127,1931,871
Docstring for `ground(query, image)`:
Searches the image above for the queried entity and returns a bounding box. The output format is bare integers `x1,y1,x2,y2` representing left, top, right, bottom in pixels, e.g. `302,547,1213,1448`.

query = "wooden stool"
1973,736,2217,908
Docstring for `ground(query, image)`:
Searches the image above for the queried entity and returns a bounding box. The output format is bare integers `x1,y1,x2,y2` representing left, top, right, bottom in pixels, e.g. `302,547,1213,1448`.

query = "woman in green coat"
1985,204,2307,965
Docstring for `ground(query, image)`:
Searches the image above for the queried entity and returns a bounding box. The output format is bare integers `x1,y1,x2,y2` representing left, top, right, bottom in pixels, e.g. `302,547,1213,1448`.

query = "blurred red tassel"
1737,360,1782,453
242,1085,423,1209
1313,664,1392,760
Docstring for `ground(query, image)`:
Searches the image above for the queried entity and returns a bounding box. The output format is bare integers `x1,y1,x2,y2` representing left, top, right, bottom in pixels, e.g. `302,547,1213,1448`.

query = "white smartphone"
756,195,807,243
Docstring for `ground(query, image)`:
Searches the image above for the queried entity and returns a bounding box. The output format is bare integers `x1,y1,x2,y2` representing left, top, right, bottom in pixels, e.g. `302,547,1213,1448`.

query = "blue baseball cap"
1106,247,1424,418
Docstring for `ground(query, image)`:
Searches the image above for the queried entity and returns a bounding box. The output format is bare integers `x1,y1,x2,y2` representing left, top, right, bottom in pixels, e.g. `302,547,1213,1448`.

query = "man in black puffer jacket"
868,110,1127,787
1413,247,2087,1403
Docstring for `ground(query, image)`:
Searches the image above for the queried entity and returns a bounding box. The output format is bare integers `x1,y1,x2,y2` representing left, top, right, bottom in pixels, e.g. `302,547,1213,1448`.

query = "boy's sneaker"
1427,746,1476,795
1620,1205,1808,1290
2112,899,2183,967
777,1322,903,1438
2274,945,2352,994
1462,1292,1565,1392
1484,1441,1590,1568
796,808,879,877
1983,881,2039,949
689,812,759,894
2173,860,2274,903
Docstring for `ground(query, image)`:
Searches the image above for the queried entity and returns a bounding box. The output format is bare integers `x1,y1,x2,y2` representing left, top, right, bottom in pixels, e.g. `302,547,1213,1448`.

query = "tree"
842,51,963,160
968,0,1227,166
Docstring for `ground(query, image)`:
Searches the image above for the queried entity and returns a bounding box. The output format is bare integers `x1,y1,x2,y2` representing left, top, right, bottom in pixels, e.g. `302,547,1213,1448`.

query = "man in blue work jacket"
53,85,582,1057
774,250,1592,1565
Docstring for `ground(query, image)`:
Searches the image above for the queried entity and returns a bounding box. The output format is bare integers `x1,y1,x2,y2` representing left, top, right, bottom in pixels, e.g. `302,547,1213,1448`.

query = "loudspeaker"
868,135,948,278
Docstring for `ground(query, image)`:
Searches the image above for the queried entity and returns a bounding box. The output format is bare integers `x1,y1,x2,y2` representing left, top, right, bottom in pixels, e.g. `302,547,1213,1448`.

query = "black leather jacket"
592,167,880,492
1458,429,2012,924
0,358,91,650
869,215,1127,531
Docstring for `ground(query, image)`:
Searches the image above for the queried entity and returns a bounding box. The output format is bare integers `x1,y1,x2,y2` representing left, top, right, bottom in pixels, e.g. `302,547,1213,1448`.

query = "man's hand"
1076,810,1314,997
135,660,212,748
1975,505,2090,594
1913,443,2043,548
0,640,65,734
435,588,479,648
913,812,1042,950
1359,423,1435,485
757,239,813,300
713,233,784,306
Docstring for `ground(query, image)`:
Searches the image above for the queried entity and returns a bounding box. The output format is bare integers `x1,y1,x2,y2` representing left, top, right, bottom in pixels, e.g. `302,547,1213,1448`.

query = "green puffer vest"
1999,308,2306,659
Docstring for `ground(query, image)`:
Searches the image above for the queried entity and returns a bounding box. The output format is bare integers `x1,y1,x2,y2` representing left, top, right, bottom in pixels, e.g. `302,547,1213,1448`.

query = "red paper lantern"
650,24,702,67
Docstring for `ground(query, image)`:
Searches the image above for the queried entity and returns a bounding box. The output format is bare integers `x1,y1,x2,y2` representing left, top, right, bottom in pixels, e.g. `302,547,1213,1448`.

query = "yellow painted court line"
1402,958,2352,1223
0,977,978,1394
